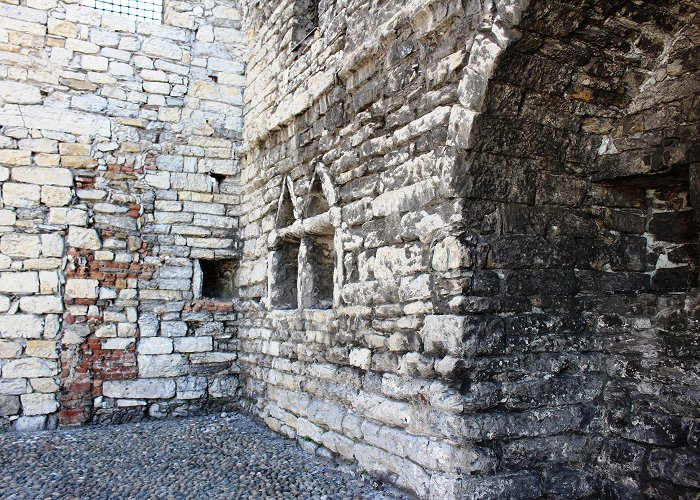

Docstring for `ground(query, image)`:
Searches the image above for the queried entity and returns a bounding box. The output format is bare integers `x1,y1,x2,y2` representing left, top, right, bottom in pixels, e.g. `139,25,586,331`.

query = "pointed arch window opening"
269,171,338,311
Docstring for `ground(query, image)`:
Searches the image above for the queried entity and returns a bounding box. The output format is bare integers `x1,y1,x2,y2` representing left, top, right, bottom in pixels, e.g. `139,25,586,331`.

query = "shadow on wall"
458,0,699,496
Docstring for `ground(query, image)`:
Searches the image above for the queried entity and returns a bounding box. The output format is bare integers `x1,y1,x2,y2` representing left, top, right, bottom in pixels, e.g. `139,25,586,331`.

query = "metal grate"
82,0,162,23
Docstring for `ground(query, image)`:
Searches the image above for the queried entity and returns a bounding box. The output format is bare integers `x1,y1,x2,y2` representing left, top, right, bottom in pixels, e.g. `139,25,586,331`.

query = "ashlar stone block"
103,378,176,399
20,393,58,415
2,357,54,378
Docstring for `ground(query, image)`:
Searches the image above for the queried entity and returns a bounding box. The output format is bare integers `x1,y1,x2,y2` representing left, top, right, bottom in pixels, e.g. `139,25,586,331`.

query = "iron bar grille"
82,0,162,23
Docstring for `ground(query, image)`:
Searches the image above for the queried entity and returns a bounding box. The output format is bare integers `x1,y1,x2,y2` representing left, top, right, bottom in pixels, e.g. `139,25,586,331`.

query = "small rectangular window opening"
82,0,163,24
199,259,238,300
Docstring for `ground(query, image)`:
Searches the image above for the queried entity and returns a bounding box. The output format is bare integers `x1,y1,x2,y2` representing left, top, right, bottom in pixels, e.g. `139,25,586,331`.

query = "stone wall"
238,0,699,498
0,0,698,497
0,0,245,430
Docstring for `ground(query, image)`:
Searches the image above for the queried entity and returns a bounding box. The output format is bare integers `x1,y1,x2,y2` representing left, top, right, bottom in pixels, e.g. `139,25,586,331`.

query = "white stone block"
12,167,73,187
41,234,64,257
174,336,212,353
0,234,41,258
0,340,22,359
138,354,188,377
0,81,42,104
30,378,59,393
21,393,59,415
138,337,173,354
13,416,46,431
0,378,28,394
3,183,41,208
67,227,101,250
0,314,43,339
12,105,110,137
64,278,99,299
2,357,54,378
103,378,176,399
81,54,108,71
421,315,465,356
71,94,107,112
349,348,372,370
0,272,39,294
41,186,72,207
19,296,62,315
141,37,182,60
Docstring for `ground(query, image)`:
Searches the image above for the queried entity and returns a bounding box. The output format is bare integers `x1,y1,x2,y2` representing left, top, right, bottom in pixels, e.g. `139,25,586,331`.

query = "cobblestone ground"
0,413,408,499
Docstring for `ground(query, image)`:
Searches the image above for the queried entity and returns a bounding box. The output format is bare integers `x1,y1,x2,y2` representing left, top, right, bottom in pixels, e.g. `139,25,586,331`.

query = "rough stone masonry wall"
239,0,700,498
0,0,245,431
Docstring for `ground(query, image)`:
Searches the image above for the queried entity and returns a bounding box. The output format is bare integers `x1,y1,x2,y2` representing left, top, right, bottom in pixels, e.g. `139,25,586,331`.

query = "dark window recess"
291,0,319,52
200,259,238,299
304,175,329,218
300,235,333,309
270,243,299,309
276,181,296,229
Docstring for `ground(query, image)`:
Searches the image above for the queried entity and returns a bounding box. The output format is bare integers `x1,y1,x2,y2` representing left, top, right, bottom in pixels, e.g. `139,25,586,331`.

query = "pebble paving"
0,413,408,499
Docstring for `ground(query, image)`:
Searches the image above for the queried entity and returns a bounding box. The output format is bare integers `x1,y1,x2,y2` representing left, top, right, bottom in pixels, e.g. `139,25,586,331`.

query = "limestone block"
0,272,39,294
3,183,41,208
28,378,57,394
13,106,110,137
109,61,133,77
160,321,187,337
176,376,207,399
142,37,182,60
0,340,22,358
103,378,176,399
26,340,59,359
421,315,465,356
93,324,116,339
141,69,168,82
174,336,212,353
71,94,107,112
0,378,28,395
35,155,61,169
19,296,62,315
17,138,57,154
81,54,108,71
349,348,372,370
0,314,43,339
58,143,90,156
2,357,54,378
64,278,99,299
42,187,71,210
12,167,73,186
138,354,189,377
39,271,59,294
40,234,64,258
0,210,16,226
145,171,170,189
13,416,47,431
0,395,20,416
0,234,41,258
143,81,170,94
67,227,101,250
0,296,9,312
47,18,77,38
0,81,42,104
138,337,173,354
20,393,58,415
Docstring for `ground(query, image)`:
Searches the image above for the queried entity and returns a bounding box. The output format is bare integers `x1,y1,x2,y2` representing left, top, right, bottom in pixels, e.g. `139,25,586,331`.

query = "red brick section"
59,228,151,426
